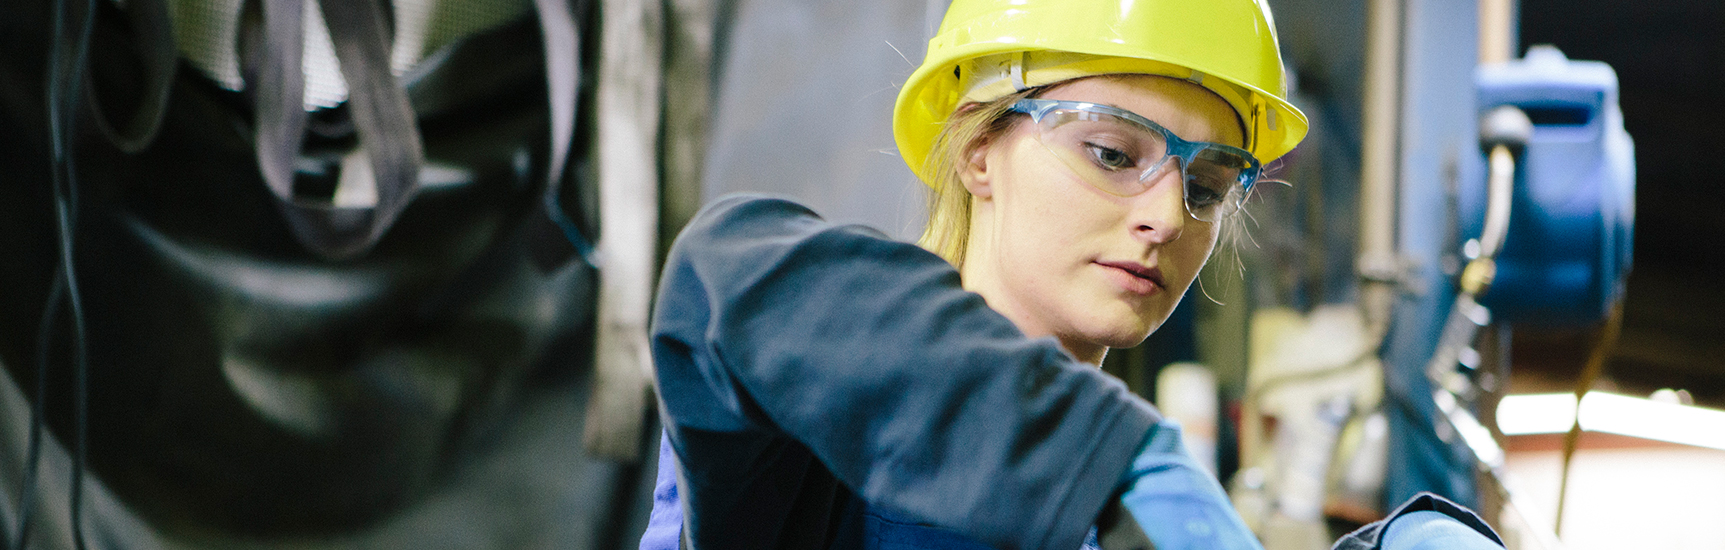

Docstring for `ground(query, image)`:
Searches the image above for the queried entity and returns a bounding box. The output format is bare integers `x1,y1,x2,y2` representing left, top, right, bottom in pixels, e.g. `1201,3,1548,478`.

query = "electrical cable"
44,0,97,546
12,275,66,550
15,0,173,547
1552,301,1623,534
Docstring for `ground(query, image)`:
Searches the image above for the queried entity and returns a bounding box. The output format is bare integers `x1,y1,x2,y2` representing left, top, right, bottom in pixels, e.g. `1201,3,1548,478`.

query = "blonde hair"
915,87,1043,269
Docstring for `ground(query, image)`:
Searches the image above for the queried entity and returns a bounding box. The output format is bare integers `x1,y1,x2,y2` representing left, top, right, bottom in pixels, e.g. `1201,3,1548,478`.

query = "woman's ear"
958,140,995,199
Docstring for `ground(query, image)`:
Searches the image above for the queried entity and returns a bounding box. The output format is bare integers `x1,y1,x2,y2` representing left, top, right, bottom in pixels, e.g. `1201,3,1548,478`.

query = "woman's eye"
1084,143,1135,171
1185,176,1227,207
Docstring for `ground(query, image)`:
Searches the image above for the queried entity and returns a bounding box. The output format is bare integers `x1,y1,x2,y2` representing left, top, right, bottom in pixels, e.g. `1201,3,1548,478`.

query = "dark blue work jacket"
641,432,1104,550
641,195,1157,550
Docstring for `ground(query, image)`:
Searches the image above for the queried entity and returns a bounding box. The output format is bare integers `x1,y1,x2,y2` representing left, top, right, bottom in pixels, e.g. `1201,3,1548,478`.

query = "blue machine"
1466,45,1636,326
1385,32,1637,510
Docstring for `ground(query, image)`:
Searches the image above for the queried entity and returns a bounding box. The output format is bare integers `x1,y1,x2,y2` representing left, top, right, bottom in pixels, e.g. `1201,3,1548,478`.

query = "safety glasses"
1008,98,1264,222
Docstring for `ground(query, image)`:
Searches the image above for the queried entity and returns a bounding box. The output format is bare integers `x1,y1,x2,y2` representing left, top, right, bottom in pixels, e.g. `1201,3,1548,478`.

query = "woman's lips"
1095,260,1165,296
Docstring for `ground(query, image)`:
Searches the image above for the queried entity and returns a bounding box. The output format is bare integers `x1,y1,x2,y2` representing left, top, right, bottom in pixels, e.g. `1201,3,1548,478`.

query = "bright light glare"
1496,393,1578,435
1582,392,1725,451
1496,392,1725,451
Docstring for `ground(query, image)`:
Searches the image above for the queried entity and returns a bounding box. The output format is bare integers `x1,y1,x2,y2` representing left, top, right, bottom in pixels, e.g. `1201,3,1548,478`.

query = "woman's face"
958,75,1243,363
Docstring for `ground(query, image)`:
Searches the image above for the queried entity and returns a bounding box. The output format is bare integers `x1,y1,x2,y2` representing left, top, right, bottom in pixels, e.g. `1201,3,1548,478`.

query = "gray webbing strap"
255,0,426,260
254,0,309,228
85,0,176,154
535,0,596,263
316,0,425,257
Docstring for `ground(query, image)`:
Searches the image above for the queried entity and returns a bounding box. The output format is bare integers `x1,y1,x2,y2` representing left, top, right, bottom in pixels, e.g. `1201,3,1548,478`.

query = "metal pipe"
1359,0,1404,328
1478,146,1516,259
1478,0,1516,64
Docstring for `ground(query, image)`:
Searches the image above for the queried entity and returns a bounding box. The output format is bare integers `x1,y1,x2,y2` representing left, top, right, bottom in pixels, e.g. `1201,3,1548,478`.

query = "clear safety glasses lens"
1012,99,1261,223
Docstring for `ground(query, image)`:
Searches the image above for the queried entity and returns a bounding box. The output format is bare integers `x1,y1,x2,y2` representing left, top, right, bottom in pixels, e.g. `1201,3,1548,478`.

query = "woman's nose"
1129,161,1189,245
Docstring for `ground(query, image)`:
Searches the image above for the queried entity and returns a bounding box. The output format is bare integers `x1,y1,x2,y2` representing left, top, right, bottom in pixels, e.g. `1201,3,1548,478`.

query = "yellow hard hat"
893,0,1310,184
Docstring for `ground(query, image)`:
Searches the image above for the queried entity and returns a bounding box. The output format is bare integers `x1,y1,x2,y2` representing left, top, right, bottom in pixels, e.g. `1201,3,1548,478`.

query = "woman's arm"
651,195,1160,550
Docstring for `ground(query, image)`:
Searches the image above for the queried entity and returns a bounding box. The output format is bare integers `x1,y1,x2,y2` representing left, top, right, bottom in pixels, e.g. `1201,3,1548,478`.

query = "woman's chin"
1096,329,1155,350
1067,314,1161,351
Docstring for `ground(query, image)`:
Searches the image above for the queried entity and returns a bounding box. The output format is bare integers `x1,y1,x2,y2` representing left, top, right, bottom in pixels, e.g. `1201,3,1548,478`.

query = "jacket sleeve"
649,195,1161,550
1331,493,1505,550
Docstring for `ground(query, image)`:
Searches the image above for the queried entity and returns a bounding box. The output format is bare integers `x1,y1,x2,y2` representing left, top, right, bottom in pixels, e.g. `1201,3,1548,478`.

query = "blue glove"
1112,420,1264,550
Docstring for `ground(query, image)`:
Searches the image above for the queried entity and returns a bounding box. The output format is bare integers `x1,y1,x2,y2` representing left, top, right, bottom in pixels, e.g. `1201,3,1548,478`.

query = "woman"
640,1,1504,549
